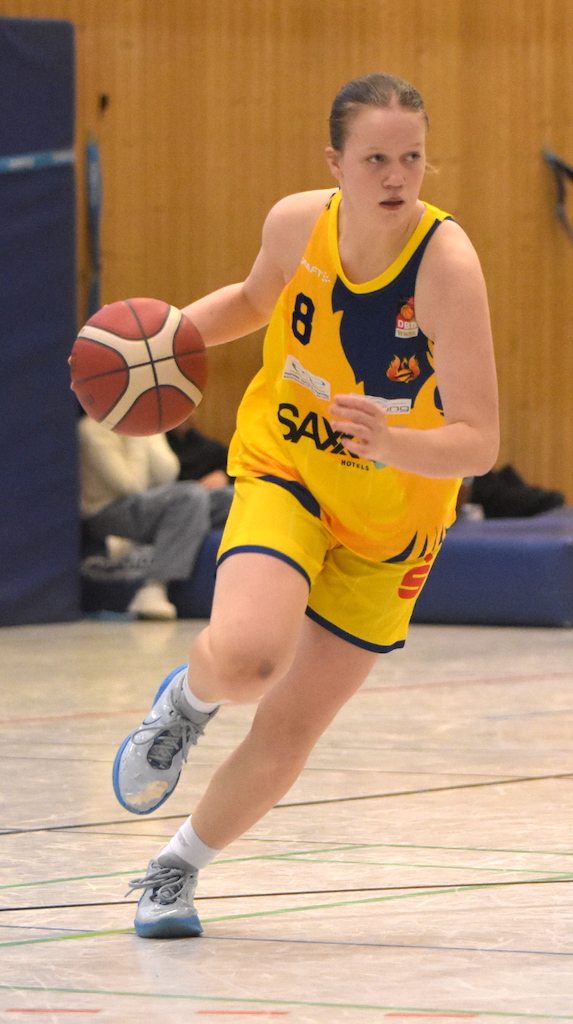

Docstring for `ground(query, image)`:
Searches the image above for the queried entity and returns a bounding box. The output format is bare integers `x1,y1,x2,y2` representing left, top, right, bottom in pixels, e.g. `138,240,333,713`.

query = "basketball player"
113,73,499,937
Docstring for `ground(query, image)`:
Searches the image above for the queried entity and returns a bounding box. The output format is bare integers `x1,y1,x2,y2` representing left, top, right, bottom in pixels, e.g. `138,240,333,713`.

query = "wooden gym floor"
1,617,573,1022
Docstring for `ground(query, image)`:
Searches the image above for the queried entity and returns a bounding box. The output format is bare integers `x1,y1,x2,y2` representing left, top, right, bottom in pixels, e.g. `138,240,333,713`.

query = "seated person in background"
79,416,233,620
167,418,230,490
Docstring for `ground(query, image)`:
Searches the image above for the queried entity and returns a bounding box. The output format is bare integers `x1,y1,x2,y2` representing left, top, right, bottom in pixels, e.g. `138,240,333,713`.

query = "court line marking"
3,835,573,865
0,709,147,726
2,668,573,729
1,984,573,1020
361,670,573,693
2,852,570,893
203,932,573,958
2,770,572,837
1,927,573,960
2,874,573,914
1,877,572,946
266,856,572,876
274,772,573,808
0,871,143,890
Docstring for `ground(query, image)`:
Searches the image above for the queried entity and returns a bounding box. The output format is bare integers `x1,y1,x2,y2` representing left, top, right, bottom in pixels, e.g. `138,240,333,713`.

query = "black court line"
1,770,571,837
1,875,572,912
275,771,573,808
208,933,573,958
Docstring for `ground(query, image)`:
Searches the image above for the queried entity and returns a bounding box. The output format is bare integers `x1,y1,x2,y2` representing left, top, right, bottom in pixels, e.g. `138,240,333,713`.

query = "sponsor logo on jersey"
396,296,419,338
398,552,434,599
282,356,331,401
301,257,331,284
364,394,412,415
387,355,420,383
277,402,366,463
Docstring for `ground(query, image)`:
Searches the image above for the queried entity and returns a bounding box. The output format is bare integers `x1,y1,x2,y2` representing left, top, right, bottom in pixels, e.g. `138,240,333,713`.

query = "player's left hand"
329,393,391,463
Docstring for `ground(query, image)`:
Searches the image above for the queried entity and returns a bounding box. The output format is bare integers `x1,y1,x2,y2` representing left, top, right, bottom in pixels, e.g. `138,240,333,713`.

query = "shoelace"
132,717,198,770
126,864,192,905
130,690,211,769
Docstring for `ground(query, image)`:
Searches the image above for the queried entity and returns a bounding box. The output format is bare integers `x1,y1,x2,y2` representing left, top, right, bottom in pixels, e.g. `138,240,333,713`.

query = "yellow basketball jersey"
227,190,461,562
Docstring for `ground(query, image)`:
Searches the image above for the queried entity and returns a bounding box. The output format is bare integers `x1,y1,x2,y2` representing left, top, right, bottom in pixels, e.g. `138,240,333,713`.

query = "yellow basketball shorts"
217,475,439,654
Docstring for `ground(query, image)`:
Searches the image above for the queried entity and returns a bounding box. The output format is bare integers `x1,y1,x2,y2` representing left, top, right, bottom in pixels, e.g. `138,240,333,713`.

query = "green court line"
0,927,133,946
0,878,565,947
200,880,572,925
271,855,573,877
219,841,573,862
1,842,572,894
0,870,141,891
0,983,572,1020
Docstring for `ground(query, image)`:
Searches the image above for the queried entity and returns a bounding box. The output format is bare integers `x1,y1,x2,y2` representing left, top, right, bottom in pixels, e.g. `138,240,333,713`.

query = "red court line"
5,671,573,726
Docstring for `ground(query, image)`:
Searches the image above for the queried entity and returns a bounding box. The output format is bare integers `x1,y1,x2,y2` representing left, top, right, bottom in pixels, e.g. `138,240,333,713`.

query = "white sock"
180,666,224,714
158,817,221,870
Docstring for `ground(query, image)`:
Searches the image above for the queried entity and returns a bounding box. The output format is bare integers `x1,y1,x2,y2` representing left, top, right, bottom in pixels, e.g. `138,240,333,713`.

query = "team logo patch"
387,355,420,383
395,296,419,338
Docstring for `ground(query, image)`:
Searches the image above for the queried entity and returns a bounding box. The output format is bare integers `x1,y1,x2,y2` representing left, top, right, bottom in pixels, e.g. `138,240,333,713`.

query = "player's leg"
128,615,376,938
113,550,312,815
190,614,377,849
113,476,330,814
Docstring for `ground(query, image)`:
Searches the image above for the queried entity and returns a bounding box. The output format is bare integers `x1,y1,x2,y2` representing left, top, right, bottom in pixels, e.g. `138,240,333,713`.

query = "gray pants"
85,483,234,583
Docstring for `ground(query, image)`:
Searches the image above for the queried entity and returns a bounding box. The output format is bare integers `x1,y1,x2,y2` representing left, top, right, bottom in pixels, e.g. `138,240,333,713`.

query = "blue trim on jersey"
305,606,406,654
331,217,450,405
384,533,418,563
217,545,311,588
259,474,321,519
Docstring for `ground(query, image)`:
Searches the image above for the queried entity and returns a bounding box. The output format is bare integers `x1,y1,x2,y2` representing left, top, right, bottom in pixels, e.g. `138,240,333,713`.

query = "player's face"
326,104,427,220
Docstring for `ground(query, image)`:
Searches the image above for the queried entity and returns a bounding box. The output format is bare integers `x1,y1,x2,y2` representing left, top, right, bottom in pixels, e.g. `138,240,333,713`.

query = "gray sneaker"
112,664,218,814
128,858,203,938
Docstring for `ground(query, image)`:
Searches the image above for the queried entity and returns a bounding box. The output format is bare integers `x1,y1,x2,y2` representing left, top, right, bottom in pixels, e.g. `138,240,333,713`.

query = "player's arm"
329,222,499,479
180,190,333,347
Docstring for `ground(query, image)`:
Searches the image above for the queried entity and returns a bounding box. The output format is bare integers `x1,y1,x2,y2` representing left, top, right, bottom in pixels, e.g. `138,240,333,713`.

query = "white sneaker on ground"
127,582,177,620
127,857,202,938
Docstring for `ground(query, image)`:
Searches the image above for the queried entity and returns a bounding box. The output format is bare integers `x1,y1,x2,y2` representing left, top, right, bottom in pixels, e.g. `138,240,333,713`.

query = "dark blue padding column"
0,17,80,625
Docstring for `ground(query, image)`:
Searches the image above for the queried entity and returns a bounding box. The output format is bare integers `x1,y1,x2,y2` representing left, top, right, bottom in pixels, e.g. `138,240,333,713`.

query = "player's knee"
210,641,287,702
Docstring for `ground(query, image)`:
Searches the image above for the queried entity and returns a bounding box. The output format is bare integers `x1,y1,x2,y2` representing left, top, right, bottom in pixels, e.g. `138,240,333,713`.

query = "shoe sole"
134,913,203,938
112,663,188,815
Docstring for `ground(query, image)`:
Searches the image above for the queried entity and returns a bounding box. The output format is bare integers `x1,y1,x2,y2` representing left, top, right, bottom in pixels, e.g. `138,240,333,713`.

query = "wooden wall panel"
2,0,573,499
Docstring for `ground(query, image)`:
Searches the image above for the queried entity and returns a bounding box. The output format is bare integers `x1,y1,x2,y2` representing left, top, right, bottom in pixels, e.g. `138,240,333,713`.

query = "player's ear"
325,146,342,182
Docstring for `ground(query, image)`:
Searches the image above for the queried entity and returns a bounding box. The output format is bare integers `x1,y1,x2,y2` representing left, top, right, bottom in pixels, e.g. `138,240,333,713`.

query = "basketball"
69,297,208,435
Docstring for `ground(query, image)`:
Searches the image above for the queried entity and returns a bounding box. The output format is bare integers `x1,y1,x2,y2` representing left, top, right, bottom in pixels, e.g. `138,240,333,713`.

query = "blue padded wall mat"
0,18,80,625
412,510,573,627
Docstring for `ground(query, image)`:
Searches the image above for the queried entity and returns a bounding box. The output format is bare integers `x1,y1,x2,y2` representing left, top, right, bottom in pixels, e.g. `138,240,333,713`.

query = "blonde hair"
329,73,429,151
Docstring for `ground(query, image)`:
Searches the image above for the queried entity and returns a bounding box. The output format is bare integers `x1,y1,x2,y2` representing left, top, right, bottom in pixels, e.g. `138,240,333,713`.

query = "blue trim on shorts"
305,606,406,654
217,545,311,588
259,475,321,519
